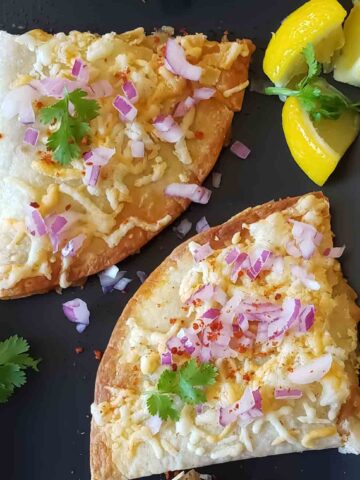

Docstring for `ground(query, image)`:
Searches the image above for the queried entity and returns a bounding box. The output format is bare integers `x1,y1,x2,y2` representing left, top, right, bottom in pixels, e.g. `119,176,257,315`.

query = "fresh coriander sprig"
40,88,100,165
0,335,40,404
265,44,360,121
146,359,218,421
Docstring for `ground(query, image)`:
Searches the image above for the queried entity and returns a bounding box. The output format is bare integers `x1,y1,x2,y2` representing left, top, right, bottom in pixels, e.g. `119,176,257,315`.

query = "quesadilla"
0,27,254,298
91,192,360,479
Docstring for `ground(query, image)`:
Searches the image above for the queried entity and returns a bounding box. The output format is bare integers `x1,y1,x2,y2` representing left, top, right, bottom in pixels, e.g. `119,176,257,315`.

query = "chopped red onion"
165,183,211,204
201,308,220,320
122,80,138,103
323,246,345,258
219,388,262,427
25,205,47,237
98,267,127,294
153,115,183,143
113,277,132,292
31,77,83,98
113,95,137,122
130,140,145,158
212,172,222,189
230,252,249,282
288,354,332,384
153,115,175,132
45,214,68,252
289,220,323,259
89,80,113,98
274,388,303,400
246,250,272,280
84,147,116,166
23,127,39,146
196,216,210,233
165,38,202,81
146,414,162,435
173,218,192,239
136,271,147,283
186,283,215,305
71,58,89,83
193,87,216,101
1,84,40,124
230,141,251,159
192,242,213,263
298,305,315,333
286,240,301,257
84,164,101,187
268,298,301,339
225,248,239,265
173,96,195,117
62,298,90,333
61,234,86,257
161,351,172,365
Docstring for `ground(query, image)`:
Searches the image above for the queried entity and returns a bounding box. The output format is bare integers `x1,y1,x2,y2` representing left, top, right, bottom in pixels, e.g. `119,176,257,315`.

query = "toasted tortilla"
0,28,254,298
91,192,360,480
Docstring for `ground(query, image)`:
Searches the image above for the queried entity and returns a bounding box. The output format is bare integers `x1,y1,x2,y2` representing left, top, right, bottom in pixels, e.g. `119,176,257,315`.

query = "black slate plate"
0,0,359,479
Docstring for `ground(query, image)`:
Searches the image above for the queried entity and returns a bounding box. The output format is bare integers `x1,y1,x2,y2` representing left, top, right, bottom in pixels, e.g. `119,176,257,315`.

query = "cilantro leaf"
147,393,180,421
40,88,100,165
146,360,218,421
0,335,40,404
265,43,360,122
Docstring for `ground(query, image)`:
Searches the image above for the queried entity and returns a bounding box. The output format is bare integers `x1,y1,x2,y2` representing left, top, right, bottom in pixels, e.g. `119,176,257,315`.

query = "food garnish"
98,265,132,294
173,218,192,239
62,298,90,333
230,140,251,159
0,335,40,404
39,88,100,165
146,359,218,420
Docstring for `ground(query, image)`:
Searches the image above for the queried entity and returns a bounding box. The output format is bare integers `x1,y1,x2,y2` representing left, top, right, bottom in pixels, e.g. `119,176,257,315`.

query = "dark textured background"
0,0,359,479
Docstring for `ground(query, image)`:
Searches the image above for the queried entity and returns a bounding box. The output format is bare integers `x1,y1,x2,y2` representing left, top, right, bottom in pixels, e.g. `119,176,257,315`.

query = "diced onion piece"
288,354,332,385
291,265,320,291
246,250,272,280
165,38,202,81
113,95,137,122
153,114,175,132
61,234,86,257
196,216,210,233
122,80,138,103
165,183,211,204
23,127,39,146
130,140,144,158
219,388,261,427
71,58,89,83
84,147,115,166
161,352,172,365
225,248,239,265
201,308,220,320
84,164,101,187
62,298,90,333
230,252,248,282
274,388,303,400
1,84,39,124
298,305,315,333
323,246,345,258
289,220,323,260
173,218,192,239
173,96,195,117
25,205,47,237
193,87,216,101
192,242,213,263
146,414,162,435
212,172,222,189
230,141,251,159
98,267,127,294
113,277,132,292
46,214,68,252
268,298,301,339
158,123,183,143
136,271,146,283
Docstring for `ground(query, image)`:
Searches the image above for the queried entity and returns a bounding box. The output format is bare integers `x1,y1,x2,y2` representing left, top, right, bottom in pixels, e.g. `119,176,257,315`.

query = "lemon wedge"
334,2,360,87
282,96,359,186
263,0,347,87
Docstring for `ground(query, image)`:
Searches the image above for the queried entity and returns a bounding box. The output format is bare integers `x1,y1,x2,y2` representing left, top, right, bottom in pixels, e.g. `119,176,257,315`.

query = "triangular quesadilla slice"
0,28,254,298
91,192,360,479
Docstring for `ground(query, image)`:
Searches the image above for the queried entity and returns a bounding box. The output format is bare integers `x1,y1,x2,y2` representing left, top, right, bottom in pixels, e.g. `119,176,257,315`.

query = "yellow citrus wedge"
334,2,360,87
282,96,360,186
263,0,346,87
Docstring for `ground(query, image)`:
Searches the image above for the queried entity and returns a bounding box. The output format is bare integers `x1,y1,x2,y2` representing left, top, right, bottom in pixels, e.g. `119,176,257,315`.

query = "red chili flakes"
275,293,282,300
170,347,178,355
93,350,103,361
30,201,40,208
171,364,178,372
40,151,54,164
179,27,188,36
81,136,89,145
242,373,251,382
75,347,84,354
160,45,166,56
169,318,176,325
153,35,160,44
65,204,72,211
195,131,204,140
287,366,294,373
0,133,3,139
114,69,129,81
193,322,199,330
35,101,44,110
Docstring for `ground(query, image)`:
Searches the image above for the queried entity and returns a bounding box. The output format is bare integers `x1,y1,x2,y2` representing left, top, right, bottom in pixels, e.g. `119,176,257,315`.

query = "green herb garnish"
0,335,40,404
40,88,100,165
146,359,218,421
265,44,360,121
